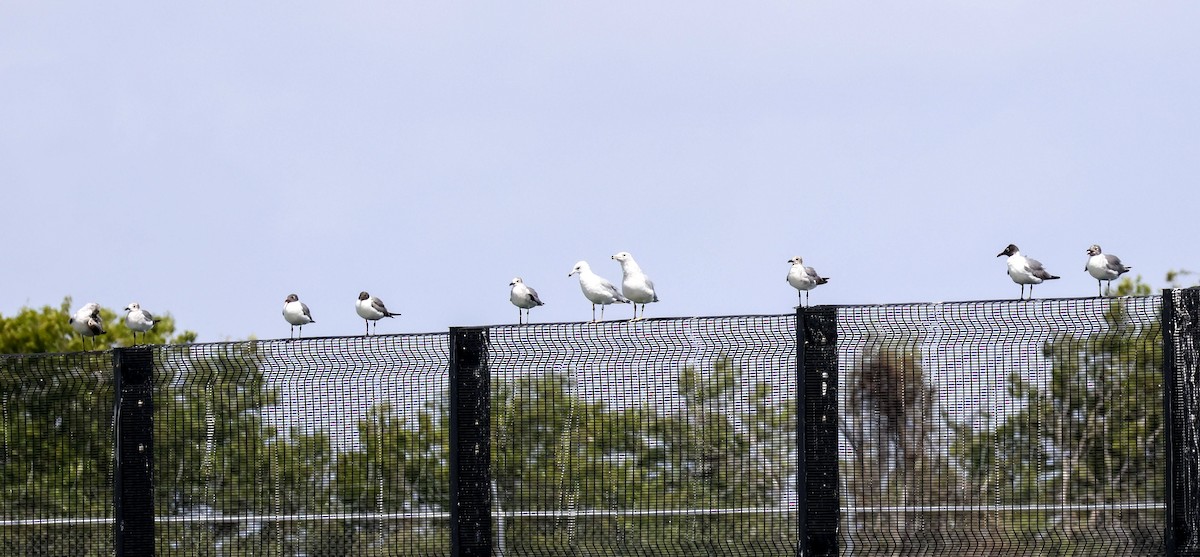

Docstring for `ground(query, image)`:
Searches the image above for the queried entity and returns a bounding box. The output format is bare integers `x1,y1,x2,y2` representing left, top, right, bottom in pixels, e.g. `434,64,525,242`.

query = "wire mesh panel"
0,351,115,556
837,297,1165,556
488,316,798,557
151,334,451,557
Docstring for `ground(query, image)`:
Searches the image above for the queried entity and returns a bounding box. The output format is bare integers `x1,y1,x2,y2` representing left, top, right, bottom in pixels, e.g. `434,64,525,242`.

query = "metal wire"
837,296,1165,556
0,296,1186,556
487,315,798,556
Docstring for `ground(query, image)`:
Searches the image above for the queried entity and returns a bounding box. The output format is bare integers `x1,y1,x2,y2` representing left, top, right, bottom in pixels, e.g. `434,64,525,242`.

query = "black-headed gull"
787,256,830,307
124,302,158,345
283,294,315,339
509,277,544,325
70,302,106,349
997,244,1059,300
356,291,399,336
568,261,630,322
611,251,658,320
1085,245,1131,297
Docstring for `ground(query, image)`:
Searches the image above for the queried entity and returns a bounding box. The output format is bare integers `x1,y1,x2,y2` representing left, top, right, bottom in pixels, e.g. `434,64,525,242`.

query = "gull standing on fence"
356,291,400,336
1085,245,1131,297
70,302,106,349
998,244,1059,300
509,277,544,325
611,251,658,320
787,256,830,307
123,302,158,345
569,261,629,322
283,294,315,339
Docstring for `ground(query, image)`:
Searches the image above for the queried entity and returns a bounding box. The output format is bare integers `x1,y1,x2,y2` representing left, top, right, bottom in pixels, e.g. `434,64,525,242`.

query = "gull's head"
81,302,101,314
997,244,1019,258
611,251,632,263
510,277,523,286
569,261,589,277
788,256,804,265
125,302,140,312
285,294,300,303
1086,245,1102,256
358,291,370,301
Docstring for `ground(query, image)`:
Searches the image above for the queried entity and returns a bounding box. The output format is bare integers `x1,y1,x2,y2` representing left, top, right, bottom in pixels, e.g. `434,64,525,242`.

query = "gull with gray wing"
1085,245,1131,297
124,302,159,345
70,302,106,349
283,294,315,339
787,256,829,307
569,261,629,322
611,251,658,320
997,244,1059,300
356,291,399,336
509,277,544,325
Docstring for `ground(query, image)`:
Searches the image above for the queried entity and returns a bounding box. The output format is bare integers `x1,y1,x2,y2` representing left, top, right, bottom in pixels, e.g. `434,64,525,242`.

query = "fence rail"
1,293,1198,556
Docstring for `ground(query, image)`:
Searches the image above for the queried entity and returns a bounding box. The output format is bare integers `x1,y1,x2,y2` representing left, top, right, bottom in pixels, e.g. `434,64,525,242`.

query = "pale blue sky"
2,3,1197,342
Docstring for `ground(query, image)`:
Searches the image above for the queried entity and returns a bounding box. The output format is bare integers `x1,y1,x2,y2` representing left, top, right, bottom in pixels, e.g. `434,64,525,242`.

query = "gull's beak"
996,251,1005,257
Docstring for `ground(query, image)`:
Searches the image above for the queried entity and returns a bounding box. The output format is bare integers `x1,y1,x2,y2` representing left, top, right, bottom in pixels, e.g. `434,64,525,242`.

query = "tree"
333,400,450,555
0,298,196,555
490,354,795,556
841,339,965,551
948,276,1163,555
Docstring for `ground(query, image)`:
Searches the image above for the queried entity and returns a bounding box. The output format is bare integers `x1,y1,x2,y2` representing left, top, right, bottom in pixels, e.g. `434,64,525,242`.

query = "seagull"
997,244,1059,300
1085,245,1131,297
69,302,106,349
356,291,400,336
568,261,630,322
123,302,159,345
509,277,544,325
611,251,658,320
787,256,830,307
283,294,315,339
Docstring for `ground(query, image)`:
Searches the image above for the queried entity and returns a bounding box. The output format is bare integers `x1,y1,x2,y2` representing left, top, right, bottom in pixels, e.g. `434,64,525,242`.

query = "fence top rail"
1,294,1171,357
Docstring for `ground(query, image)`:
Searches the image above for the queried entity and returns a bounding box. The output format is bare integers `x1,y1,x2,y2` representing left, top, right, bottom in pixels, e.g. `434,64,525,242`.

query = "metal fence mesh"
488,316,798,556
1,351,115,556
151,334,450,556
0,295,1190,556
837,297,1164,556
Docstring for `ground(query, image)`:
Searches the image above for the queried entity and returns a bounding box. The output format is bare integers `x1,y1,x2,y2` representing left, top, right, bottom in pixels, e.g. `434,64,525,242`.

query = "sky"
1,2,1198,343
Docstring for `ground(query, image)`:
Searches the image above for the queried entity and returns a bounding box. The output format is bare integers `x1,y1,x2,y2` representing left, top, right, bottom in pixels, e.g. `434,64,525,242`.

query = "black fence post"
1163,289,1200,557
113,347,156,557
449,327,492,557
797,307,838,557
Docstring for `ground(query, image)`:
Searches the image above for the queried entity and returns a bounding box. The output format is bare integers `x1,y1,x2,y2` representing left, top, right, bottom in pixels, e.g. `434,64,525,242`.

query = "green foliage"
0,297,197,354
947,278,1164,554
491,355,796,555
